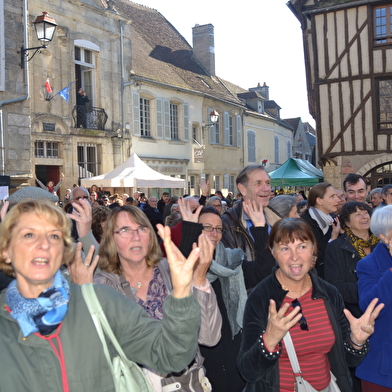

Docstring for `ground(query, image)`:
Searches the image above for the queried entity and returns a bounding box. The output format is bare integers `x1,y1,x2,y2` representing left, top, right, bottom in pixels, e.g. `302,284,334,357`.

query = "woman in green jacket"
0,199,201,392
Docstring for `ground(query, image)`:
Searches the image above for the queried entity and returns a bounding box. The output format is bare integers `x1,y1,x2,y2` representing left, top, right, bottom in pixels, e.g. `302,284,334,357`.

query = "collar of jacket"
271,265,331,308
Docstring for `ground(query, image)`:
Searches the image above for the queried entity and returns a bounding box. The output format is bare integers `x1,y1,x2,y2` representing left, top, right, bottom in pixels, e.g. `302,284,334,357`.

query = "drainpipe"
120,20,125,141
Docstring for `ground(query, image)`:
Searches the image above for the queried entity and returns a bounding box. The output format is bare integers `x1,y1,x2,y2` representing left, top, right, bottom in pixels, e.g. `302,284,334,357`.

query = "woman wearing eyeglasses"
178,198,274,392
87,205,221,392
237,218,383,392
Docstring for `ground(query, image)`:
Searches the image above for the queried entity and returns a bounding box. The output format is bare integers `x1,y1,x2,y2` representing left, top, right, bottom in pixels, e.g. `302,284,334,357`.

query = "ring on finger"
83,262,91,267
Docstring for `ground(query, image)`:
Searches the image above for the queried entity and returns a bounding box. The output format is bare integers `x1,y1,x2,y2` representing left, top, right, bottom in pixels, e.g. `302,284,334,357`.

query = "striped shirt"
279,289,335,392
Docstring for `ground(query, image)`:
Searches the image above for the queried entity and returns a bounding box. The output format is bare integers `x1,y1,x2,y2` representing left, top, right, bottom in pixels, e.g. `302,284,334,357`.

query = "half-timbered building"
288,0,392,189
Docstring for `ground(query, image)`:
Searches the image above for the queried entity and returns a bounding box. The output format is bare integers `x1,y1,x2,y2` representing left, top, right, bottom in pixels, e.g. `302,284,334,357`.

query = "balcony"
72,105,108,131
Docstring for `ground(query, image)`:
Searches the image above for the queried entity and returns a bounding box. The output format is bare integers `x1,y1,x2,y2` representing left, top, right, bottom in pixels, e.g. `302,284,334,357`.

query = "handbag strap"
283,331,302,376
119,274,137,300
81,283,135,368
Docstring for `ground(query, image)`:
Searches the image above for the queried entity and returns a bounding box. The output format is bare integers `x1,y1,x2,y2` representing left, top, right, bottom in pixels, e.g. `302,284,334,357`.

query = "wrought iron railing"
72,105,108,130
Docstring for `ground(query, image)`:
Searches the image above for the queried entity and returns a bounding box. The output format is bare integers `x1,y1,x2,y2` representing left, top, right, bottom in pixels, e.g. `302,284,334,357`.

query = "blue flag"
59,86,69,101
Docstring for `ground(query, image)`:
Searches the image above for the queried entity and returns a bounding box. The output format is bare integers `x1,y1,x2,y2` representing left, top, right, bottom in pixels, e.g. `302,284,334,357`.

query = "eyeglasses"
114,226,150,238
202,225,225,233
212,204,222,208
291,298,309,331
75,196,89,201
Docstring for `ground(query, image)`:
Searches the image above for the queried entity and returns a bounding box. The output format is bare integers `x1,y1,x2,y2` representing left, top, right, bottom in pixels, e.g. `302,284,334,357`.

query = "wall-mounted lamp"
202,109,219,128
20,12,58,69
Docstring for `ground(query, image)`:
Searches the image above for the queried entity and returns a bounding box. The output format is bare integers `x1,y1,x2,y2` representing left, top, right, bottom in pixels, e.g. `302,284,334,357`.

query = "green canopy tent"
269,158,324,187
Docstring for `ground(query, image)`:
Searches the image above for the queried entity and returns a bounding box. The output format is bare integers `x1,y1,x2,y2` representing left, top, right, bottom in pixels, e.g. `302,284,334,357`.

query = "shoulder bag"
81,283,153,392
283,332,340,392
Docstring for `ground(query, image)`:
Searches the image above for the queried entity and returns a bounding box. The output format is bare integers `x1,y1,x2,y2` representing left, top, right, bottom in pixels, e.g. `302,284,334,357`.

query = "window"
274,136,280,164
223,174,235,192
287,140,292,159
214,175,220,191
192,125,199,143
189,175,196,194
78,143,98,179
247,131,256,162
74,40,99,107
140,97,151,137
374,5,392,44
34,141,59,158
378,79,392,130
170,103,179,139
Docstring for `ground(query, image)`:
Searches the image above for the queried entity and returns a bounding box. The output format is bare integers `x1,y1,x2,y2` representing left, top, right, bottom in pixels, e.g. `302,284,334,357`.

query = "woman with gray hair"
356,205,392,391
206,196,223,215
264,195,299,227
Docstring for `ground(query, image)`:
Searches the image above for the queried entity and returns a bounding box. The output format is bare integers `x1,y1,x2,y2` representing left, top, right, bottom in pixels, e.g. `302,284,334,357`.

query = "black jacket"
301,210,333,278
324,232,377,318
238,268,368,392
179,221,275,392
221,200,256,262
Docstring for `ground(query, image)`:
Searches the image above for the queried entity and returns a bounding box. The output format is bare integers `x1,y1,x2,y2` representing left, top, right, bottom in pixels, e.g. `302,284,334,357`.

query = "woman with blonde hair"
0,199,202,391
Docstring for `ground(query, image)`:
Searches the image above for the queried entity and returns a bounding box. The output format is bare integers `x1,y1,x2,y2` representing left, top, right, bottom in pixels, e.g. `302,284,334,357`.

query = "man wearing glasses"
375,184,392,210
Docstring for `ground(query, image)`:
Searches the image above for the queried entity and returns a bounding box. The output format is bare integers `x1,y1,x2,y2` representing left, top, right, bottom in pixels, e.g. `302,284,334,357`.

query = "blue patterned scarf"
6,270,69,337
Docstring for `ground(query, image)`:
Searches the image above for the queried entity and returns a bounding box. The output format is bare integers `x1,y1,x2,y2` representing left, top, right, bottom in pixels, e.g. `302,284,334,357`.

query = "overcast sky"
134,0,315,127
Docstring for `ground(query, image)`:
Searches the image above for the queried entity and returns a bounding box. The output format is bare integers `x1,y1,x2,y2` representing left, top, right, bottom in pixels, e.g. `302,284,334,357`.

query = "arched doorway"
364,162,392,189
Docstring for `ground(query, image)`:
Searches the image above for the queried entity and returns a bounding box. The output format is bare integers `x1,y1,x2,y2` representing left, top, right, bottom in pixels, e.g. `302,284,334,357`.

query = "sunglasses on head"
291,298,309,331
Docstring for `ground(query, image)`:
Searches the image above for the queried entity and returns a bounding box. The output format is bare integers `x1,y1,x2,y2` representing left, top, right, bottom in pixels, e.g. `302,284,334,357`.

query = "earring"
5,258,11,264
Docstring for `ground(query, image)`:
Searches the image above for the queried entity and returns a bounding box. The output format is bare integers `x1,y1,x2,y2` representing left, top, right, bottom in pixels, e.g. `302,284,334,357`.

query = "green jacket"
0,281,201,392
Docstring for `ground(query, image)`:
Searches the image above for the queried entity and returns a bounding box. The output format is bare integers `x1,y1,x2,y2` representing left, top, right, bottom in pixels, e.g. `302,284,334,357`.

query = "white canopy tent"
81,153,186,189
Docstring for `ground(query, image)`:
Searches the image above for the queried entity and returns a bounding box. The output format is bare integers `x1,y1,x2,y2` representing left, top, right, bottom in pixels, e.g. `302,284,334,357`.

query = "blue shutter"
156,98,163,139
132,91,140,136
224,112,229,145
183,103,190,141
236,115,242,147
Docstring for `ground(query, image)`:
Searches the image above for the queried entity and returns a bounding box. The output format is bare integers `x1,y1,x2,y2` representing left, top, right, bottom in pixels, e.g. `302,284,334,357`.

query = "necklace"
137,281,142,289
280,274,311,293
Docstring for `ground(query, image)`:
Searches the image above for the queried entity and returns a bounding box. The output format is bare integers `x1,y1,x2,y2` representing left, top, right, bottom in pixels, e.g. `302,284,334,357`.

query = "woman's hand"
242,199,266,227
66,198,92,238
157,224,200,298
192,233,214,287
331,216,341,240
178,197,202,223
0,200,9,221
199,179,210,196
67,243,99,285
263,299,302,350
344,298,384,347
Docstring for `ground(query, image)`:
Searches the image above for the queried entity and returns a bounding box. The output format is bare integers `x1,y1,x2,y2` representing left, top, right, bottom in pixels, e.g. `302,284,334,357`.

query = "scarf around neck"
207,242,247,338
309,207,334,234
6,270,70,337
344,227,380,259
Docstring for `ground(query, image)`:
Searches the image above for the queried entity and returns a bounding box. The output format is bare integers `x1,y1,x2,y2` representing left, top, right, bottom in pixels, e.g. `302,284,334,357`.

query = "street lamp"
201,109,219,143
20,12,58,68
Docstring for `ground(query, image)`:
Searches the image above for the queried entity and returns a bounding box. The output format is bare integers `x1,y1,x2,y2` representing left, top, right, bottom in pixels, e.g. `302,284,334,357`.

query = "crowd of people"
0,168,391,392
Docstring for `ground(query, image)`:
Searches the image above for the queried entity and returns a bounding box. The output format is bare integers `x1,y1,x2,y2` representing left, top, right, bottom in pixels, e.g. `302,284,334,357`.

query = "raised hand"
263,299,302,350
66,198,92,238
157,223,200,298
199,179,210,196
0,200,9,221
178,197,202,223
192,233,214,287
242,199,266,227
68,243,99,285
344,297,384,346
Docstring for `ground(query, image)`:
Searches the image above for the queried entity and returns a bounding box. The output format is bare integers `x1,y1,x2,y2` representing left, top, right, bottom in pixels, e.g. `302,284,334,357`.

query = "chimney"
192,24,215,76
249,82,269,100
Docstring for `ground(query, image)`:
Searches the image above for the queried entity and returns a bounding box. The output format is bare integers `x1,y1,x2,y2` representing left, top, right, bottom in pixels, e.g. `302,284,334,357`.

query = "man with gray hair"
369,187,383,209
376,184,392,210
221,165,275,280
